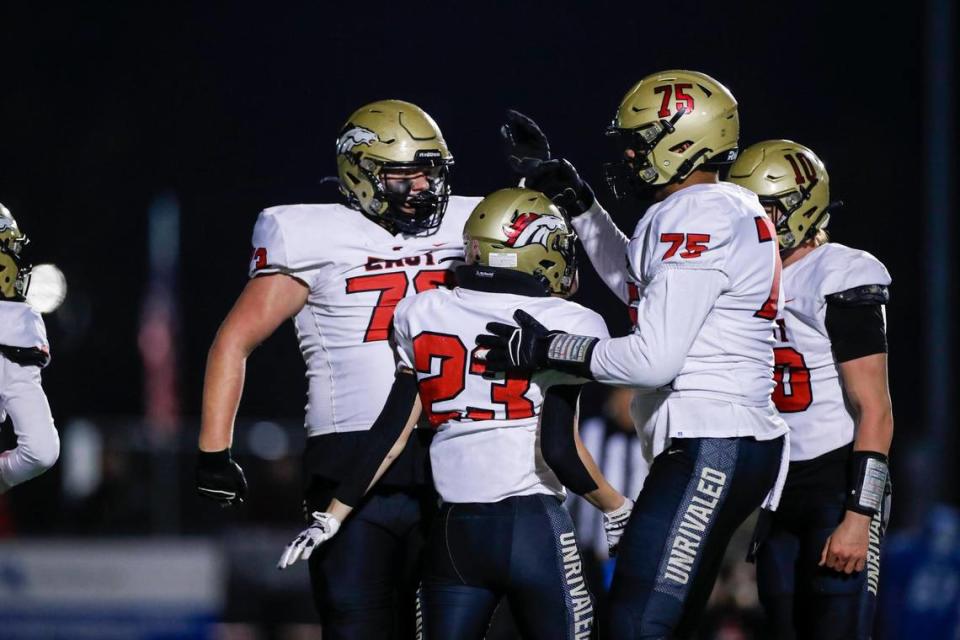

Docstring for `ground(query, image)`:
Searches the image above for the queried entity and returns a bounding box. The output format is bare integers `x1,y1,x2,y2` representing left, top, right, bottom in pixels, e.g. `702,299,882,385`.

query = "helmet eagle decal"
463,188,578,296
336,127,379,155
502,212,564,249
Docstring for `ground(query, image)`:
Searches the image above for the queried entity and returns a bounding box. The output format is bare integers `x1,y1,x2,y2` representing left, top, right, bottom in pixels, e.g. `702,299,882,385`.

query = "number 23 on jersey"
411,332,534,427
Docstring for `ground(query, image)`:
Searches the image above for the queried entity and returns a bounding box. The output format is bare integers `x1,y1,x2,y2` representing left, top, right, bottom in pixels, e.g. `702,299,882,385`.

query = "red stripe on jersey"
755,216,774,243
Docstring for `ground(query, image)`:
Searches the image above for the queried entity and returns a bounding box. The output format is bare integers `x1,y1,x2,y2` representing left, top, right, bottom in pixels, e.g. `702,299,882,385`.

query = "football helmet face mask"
463,188,578,297
728,140,834,250
336,99,454,236
0,203,32,301
603,70,740,199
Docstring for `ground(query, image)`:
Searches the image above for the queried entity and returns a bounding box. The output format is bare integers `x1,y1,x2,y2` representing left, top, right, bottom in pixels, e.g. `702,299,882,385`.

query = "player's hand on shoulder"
603,497,634,557
477,309,554,374
195,448,248,507
277,511,342,569
477,309,598,379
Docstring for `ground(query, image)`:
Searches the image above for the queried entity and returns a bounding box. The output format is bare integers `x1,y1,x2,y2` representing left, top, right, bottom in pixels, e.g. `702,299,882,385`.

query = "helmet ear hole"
540,259,556,269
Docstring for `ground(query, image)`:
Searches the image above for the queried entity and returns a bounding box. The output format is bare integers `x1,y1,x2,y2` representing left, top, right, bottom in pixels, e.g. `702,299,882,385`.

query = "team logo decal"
502,212,562,249
337,126,379,154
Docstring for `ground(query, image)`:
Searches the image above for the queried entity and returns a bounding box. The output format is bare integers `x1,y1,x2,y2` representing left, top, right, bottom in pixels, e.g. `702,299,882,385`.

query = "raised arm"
570,200,631,302
499,111,631,301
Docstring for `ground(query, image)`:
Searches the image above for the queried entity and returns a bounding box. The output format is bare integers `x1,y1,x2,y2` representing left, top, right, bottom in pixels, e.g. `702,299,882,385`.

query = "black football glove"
500,110,595,218
501,109,551,175
525,158,596,219
476,310,597,379
196,448,248,506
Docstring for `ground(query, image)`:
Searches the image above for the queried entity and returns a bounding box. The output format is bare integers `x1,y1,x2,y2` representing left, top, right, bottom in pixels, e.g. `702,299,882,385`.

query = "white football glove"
603,497,634,557
277,511,341,569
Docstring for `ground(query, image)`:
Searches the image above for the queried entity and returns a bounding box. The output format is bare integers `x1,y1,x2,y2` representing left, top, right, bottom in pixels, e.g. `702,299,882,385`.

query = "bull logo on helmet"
502,212,563,249
337,126,379,155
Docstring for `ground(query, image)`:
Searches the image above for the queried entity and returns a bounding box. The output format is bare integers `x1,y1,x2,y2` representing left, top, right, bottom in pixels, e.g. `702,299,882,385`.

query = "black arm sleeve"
333,372,419,507
824,302,887,363
539,384,599,496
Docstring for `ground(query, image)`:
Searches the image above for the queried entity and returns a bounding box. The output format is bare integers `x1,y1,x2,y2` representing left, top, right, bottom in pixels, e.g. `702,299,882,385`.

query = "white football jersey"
0,301,48,352
249,196,481,436
586,183,788,442
775,243,891,461
392,286,610,504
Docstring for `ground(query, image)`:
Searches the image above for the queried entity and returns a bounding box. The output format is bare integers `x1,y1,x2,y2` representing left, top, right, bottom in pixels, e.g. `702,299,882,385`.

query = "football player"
0,203,59,493
196,100,480,639
278,188,635,640
728,140,893,640
484,70,790,638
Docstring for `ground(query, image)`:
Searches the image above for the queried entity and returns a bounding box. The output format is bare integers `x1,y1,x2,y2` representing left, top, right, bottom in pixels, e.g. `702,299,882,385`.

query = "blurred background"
0,1,957,638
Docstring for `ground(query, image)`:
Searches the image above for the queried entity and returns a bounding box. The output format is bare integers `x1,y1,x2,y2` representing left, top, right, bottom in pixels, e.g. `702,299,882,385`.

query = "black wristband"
845,450,889,516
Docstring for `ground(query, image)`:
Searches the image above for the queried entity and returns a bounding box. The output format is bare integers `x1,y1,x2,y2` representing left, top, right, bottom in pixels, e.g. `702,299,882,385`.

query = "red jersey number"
345,269,453,342
412,335,534,427
252,247,268,270
772,346,813,412
660,233,711,260
413,332,467,426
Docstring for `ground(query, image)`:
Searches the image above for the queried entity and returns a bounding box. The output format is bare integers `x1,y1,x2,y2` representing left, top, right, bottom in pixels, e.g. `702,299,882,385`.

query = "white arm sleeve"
571,200,631,303
589,267,727,387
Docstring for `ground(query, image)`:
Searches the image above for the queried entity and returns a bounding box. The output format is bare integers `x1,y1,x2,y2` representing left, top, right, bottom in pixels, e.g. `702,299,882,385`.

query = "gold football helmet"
463,188,577,296
336,99,454,235
603,70,740,197
0,203,31,300
728,140,833,249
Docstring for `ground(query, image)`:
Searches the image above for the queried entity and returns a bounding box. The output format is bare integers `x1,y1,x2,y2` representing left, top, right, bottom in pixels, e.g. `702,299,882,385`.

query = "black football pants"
421,493,595,640
755,444,890,640
607,436,784,640
305,478,435,640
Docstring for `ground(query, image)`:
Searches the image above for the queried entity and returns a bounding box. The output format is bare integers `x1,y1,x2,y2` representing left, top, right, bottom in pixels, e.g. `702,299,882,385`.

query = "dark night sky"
0,3,952,499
